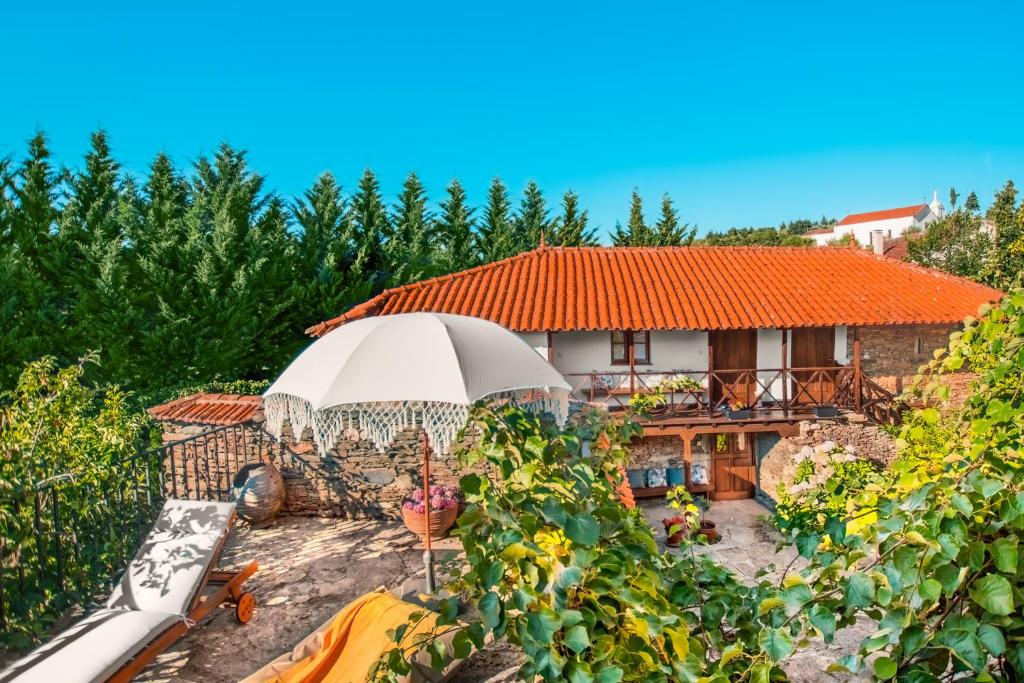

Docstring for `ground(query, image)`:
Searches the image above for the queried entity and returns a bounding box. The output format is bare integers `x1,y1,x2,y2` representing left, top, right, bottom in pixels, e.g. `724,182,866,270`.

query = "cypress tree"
134,152,200,392
986,180,1019,288
514,181,551,251
436,179,478,272
388,172,432,284
348,169,391,286
292,172,368,324
652,193,695,246
612,190,653,246
478,177,516,263
60,131,142,382
553,190,598,246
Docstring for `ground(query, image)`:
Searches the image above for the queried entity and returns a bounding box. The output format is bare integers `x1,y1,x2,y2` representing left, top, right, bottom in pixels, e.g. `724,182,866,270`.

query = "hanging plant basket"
401,506,458,540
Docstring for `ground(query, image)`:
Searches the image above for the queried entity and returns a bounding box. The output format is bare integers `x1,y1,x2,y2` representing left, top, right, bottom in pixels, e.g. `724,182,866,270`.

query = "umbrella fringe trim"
263,390,569,457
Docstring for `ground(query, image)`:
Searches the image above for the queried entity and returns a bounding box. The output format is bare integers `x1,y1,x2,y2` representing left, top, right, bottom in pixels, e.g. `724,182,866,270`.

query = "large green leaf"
990,537,1018,573
564,513,600,546
969,574,1014,616
758,627,795,662
479,591,503,629
844,571,875,608
564,624,591,654
808,604,836,643
526,606,562,644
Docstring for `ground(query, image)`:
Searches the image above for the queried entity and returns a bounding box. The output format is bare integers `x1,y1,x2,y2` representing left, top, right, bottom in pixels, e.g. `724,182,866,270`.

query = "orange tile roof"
307,246,1002,335
149,393,261,425
837,204,927,226
803,228,835,236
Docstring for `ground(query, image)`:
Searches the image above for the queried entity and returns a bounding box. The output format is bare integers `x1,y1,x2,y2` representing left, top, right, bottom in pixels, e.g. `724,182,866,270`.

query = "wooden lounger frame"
108,509,259,683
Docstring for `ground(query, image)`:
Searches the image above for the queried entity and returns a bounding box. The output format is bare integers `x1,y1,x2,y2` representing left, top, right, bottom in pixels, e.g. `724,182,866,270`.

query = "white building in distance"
809,191,945,246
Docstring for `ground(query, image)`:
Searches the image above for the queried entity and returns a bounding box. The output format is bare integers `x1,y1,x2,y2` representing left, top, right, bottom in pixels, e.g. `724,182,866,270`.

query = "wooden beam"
781,329,789,418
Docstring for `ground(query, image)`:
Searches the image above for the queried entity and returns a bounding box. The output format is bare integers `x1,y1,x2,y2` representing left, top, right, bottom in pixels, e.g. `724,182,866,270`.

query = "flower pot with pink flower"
401,484,461,539
662,515,688,547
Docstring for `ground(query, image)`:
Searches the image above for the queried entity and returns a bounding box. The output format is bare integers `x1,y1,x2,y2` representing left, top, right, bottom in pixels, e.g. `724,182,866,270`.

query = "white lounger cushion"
0,609,178,683
106,499,235,616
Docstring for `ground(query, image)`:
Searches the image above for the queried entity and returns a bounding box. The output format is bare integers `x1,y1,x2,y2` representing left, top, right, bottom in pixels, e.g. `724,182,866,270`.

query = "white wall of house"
834,209,937,246
544,330,708,376
522,326,847,400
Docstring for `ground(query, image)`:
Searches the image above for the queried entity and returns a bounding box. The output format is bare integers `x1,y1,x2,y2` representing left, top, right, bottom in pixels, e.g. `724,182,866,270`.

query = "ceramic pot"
231,463,286,528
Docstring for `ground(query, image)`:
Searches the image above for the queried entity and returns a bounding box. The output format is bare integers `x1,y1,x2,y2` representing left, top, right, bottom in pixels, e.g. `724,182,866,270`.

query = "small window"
611,330,651,364
914,336,924,354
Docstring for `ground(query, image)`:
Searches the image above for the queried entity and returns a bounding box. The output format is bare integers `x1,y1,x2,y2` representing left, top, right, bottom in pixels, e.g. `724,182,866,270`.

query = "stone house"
304,244,999,506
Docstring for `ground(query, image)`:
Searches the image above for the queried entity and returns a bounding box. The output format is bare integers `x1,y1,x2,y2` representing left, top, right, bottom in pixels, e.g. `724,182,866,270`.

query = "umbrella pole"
421,431,436,594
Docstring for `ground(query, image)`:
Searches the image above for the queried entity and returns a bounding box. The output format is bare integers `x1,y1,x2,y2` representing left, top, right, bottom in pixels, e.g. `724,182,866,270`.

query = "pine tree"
478,177,516,263
388,172,432,284
435,179,478,272
965,192,981,213
552,190,598,246
612,190,654,246
652,193,694,246
514,181,551,251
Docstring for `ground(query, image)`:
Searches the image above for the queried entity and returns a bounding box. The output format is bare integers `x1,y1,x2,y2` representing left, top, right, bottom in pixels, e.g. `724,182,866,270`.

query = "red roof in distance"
837,204,927,226
307,246,1001,336
149,393,261,425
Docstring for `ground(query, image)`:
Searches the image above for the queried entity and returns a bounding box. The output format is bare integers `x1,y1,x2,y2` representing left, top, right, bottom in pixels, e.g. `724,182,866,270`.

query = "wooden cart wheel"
234,591,256,624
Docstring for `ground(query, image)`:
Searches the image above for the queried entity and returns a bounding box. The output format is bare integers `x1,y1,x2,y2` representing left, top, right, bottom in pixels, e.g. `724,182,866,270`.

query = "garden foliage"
374,408,843,682
0,357,158,648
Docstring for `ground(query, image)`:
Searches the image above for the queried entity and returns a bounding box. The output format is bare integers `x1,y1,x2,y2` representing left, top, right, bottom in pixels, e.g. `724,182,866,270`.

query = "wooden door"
790,327,835,405
709,329,757,405
711,433,755,500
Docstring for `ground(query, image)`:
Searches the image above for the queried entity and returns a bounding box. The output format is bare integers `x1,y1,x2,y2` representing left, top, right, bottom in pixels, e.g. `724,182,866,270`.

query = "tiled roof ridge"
307,244,1003,336
305,247,545,335
149,392,262,426
837,203,928,226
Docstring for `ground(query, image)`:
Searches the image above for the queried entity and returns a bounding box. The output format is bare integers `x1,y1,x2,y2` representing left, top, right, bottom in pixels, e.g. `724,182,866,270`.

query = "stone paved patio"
137,501,870,682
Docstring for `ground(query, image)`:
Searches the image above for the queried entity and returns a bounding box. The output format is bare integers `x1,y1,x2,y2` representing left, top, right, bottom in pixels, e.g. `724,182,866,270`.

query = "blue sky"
2,1,1022,239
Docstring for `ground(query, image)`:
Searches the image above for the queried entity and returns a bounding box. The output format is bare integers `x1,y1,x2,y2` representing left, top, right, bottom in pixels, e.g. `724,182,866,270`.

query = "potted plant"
662,515,688,547
401,484,460,540
693,496,719,542
726,400,751,419
813,405,839,418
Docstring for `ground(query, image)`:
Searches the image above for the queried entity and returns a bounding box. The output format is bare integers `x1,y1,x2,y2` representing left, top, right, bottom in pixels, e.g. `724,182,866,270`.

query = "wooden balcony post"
629,341,636,396
781,329,789,418
707,342,715,418
853,338,863,414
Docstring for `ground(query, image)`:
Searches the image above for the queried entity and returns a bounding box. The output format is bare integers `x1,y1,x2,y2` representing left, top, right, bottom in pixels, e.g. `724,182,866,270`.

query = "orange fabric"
307,246,1001,336
837,204,927,226
254,592,439,683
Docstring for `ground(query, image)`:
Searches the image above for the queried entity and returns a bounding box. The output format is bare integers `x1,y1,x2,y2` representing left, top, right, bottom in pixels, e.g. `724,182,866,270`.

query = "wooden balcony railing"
562,363,900,425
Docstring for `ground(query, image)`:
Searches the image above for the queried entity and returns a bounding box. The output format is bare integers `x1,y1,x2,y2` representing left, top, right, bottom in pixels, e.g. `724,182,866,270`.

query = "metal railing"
0,423,274,646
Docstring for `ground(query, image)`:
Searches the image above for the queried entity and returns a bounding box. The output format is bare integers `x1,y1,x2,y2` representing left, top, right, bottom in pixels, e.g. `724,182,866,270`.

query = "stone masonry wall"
758,417,898,505
850,323,957,393
156,410,487,520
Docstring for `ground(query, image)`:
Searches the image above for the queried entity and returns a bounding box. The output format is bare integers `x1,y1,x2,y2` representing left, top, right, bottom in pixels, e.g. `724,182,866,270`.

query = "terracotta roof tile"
149,393,261,426
837,204,928,226
307,246,1003,336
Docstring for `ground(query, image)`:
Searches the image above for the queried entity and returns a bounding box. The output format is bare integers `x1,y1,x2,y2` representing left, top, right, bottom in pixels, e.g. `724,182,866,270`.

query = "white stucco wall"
518,331,550,360
544,330,708,375
834,207,937,246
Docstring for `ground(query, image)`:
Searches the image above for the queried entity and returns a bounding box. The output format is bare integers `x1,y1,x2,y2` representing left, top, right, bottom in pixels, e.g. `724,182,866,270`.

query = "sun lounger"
241,590,461,683
0,499,258,683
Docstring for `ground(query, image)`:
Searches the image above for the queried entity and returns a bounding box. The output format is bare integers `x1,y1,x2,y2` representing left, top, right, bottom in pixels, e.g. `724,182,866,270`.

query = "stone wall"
155,411,486,520
850,323,956,393
758,417,898,504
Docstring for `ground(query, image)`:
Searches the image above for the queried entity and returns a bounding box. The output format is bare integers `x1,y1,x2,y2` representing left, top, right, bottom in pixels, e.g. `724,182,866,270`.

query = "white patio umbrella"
262,312,571,592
